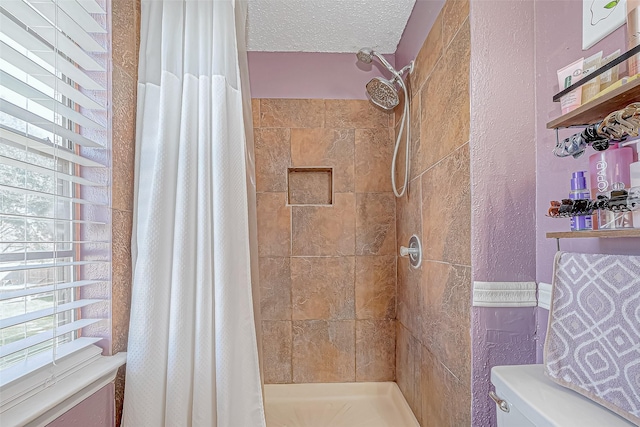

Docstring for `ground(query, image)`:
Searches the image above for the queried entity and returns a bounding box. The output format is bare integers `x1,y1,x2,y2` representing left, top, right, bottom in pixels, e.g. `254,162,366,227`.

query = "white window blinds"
0,0,111,387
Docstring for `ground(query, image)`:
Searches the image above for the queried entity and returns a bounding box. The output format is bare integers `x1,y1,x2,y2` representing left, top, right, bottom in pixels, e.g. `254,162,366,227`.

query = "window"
0,0,111,396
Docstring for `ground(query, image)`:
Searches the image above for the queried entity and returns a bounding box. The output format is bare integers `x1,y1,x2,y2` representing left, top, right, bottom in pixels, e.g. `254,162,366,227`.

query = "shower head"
366,77,399,110
356,48,374,64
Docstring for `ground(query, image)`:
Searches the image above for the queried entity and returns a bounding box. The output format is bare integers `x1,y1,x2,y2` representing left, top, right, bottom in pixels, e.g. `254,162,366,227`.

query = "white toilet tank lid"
491,364,636,427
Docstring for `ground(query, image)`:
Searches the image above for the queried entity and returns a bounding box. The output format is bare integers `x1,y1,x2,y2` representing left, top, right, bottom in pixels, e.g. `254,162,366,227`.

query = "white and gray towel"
545,252,640,426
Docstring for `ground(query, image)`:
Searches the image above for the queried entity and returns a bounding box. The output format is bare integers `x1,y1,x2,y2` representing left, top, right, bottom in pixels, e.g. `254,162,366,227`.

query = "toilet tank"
490,365,636,427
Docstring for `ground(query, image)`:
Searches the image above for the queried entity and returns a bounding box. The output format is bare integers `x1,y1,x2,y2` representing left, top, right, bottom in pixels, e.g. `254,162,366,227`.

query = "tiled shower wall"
253,98,397,383
394,0,471,425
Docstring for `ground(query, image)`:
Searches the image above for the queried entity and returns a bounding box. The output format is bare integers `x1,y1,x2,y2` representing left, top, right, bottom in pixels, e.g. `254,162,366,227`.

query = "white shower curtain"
122,1,266,426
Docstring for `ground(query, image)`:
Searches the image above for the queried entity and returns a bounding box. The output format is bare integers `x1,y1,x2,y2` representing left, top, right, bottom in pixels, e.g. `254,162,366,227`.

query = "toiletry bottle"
589,143,634,229
570,171,592,231
622,139,640,228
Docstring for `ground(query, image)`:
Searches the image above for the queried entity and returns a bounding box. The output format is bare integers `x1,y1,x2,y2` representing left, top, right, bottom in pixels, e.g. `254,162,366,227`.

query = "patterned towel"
544,252,640,426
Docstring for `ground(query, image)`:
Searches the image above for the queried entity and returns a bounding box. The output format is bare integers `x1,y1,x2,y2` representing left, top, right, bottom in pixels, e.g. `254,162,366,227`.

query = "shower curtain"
122,0,266,425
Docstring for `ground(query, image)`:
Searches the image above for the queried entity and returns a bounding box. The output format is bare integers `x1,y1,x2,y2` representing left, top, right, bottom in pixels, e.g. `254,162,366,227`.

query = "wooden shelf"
546,78,640,129
546,229,640,239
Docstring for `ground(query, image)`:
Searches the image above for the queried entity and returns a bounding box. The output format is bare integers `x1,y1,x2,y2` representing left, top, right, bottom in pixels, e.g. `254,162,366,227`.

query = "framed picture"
583,0,627,50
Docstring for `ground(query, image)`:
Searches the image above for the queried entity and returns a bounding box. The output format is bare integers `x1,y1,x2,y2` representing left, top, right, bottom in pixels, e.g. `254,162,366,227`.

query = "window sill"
1,352,127,427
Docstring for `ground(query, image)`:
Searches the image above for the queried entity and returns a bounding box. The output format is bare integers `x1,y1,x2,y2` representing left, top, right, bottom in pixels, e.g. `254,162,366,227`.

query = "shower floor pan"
264,382,419,427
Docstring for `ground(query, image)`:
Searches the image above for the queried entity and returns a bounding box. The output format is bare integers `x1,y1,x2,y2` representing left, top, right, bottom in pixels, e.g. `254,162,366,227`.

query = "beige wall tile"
354,128,394,193
355,256,396,319
420,345,471,426
253,98,397,386
418,19,470,174
421,261,471,383
356,319,395,381
251,98,260,128
259,257,291,321
260,99,325,128
325,99,392,129
263,321,293,383
421,144,470,265
290,128,355,193
396,323,422,424
396,323,414,412
411,14,443,96
396,178,422,252
397,256,423,338
292,320,355,383
420,347,449,426
356,193,396,256
257,192,291,257
291,257,355,320
255,128,291,192
442,0,470,48
292,193,355,256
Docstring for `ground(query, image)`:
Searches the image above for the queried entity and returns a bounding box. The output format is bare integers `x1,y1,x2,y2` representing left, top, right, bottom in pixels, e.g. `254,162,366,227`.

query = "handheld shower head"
366,77,399,110
356,47,414,198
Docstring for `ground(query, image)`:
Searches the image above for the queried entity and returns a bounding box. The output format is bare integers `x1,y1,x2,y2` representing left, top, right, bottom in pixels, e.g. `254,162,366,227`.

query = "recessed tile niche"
287,167,333,206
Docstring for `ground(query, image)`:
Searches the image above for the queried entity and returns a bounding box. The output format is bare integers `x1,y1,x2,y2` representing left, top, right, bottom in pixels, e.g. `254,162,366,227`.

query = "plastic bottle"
589,143,634,229
570,171,592,231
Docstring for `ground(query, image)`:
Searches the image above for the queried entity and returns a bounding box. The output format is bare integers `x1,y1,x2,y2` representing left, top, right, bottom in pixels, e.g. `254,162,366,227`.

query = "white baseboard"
473,281,537,307
537,282,553,310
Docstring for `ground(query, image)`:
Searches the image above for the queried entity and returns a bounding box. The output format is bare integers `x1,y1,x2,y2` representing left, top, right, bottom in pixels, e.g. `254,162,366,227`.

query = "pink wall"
248,52,395,99
395,0,445,68
471,307,537,425
46,384,115,427
536,307,550,363
469,1,538,426
535,0,640,284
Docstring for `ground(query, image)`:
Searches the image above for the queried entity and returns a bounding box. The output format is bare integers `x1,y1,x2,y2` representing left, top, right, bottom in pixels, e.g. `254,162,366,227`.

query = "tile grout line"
289,122,294,384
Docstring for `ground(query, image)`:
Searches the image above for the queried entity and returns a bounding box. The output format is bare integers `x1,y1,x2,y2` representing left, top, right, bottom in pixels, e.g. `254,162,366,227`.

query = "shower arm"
397,62,414,77
365,49,414,80
370,51,397,75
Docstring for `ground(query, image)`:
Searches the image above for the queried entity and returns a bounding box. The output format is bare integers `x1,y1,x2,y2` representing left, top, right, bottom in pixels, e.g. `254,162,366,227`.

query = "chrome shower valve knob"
399,246,418,256
400,234,422,269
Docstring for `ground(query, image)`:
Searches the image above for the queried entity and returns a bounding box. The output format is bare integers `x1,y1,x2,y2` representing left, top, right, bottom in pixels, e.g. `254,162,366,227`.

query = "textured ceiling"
247,0,417,54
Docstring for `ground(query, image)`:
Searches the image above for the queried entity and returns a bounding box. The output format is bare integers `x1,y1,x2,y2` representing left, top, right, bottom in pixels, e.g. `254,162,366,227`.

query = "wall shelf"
546,229,640,239
546,78,640,129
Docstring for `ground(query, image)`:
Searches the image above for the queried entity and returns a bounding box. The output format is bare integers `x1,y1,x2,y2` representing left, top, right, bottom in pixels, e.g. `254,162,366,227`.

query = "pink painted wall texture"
248,52,395,100
469,1,537,426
